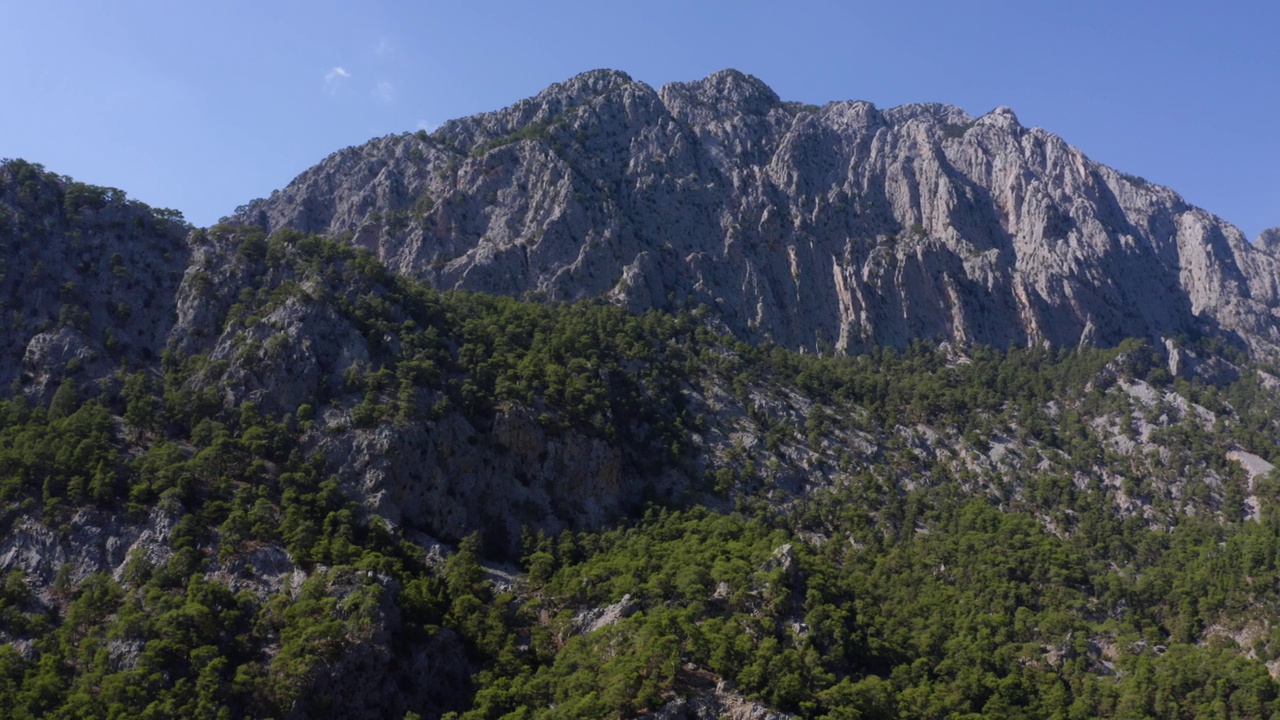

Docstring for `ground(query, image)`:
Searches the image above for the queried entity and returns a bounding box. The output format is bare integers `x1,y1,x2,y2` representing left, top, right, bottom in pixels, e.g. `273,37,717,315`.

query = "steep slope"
227,69,1280,358
6,173,1280,716
0,160,190,401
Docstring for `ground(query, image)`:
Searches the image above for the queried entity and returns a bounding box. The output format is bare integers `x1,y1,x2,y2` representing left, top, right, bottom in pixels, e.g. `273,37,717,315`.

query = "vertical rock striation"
227,69,1280,358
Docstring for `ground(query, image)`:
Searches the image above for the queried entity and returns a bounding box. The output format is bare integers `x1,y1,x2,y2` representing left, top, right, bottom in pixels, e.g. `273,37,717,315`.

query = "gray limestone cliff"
227,69,1280,358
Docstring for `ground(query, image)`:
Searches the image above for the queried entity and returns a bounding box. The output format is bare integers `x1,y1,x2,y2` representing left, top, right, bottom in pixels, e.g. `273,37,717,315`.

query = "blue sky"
2,1,1276,237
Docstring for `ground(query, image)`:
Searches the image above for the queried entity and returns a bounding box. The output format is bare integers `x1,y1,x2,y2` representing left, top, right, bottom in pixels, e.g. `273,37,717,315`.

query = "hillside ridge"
6,155,1280,717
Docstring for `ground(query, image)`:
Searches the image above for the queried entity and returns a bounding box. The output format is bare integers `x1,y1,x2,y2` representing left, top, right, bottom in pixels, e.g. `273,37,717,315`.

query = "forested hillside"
4,159,1280,717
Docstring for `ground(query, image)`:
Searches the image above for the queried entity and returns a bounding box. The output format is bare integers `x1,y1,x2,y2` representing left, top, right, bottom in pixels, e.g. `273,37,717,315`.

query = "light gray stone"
225,69,1280,360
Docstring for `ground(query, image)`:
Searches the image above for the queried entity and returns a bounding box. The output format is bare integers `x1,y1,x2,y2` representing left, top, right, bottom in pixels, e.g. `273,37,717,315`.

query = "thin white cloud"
324,66,351,94
373,81,397,104
375,39,394,57
416,120,436,131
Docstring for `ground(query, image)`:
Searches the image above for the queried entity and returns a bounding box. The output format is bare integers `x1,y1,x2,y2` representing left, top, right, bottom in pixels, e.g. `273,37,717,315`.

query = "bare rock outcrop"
642,678,795,720
572,593,639,635
316,407,690,550
226,69,1280,359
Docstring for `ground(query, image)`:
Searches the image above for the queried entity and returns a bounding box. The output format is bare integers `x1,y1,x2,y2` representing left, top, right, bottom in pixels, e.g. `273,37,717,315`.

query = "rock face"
228,69,1280,358
0,160,190,401
641,678,795,720
317,408,690,550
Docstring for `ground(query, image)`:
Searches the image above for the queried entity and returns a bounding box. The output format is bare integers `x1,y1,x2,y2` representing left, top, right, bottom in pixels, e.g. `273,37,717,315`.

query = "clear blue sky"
2,1,1276,237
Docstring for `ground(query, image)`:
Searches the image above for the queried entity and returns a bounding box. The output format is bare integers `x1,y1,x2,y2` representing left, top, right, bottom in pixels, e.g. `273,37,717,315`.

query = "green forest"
3,222,1280,719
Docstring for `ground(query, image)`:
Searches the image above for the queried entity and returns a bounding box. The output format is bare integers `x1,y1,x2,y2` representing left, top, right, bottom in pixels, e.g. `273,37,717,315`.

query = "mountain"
228,69,1280,359
6,73,1280,719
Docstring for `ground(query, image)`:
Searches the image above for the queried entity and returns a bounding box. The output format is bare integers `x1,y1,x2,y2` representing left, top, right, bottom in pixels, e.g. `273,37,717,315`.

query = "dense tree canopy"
3,228,1280,718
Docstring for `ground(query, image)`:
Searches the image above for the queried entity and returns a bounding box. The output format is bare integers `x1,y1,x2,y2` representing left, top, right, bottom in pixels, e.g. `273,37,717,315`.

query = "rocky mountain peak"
659,68,782,119
1256,227,1280,255
880,102,972,127
527,67,637,111
221,69,1280,361
979,105,1022,128
430,68,638,154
